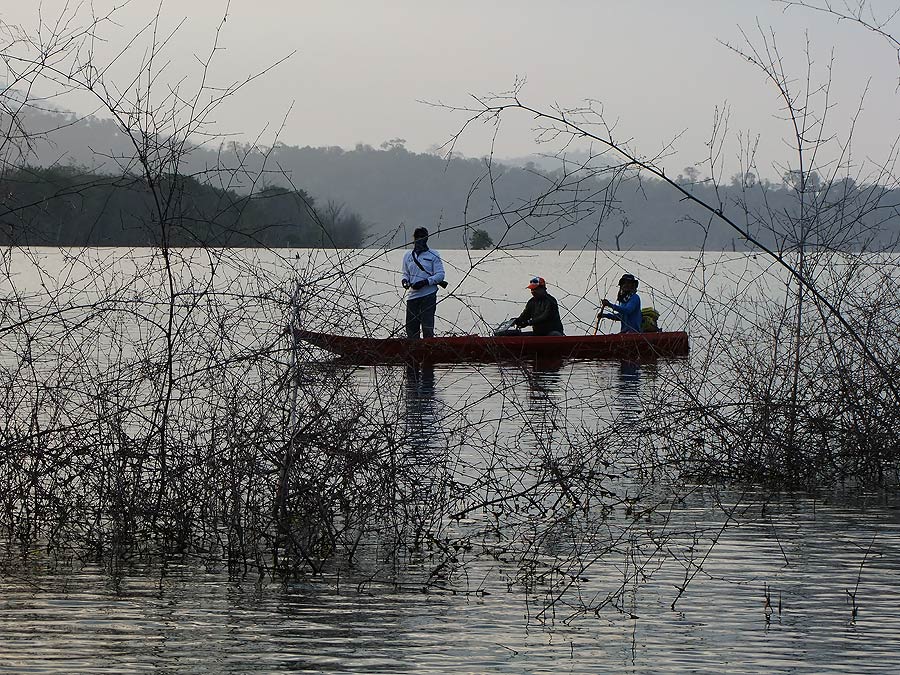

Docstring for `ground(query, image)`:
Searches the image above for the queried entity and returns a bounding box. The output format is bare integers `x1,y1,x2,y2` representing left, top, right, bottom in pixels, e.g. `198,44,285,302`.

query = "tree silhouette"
469,228,493,249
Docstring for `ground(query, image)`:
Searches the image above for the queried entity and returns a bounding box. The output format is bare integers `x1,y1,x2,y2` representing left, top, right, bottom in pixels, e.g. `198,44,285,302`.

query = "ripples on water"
4,491,900,674
4,250,900,673
5,356,900,675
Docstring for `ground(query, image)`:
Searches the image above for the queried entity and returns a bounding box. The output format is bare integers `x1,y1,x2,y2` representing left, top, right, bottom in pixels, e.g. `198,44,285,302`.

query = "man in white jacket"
401,227,445,338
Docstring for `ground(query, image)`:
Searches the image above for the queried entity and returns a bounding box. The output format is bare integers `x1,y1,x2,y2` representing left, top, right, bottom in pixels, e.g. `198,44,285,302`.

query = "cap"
618,273,638,287
413,227,429,240
527,276,546,289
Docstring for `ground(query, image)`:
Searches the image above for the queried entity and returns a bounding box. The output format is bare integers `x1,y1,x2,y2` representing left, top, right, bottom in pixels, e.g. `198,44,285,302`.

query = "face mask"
414,239,429,253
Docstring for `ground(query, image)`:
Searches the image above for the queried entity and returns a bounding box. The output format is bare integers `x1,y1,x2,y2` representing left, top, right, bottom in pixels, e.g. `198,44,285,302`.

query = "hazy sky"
2,0,898,178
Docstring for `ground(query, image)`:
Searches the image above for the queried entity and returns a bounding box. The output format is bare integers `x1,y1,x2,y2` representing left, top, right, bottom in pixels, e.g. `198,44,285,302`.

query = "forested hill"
7,105,900,250
0,167,364,248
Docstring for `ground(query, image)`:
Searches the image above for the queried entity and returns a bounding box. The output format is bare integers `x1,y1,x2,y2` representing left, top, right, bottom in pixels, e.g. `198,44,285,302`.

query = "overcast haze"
2,0,898,179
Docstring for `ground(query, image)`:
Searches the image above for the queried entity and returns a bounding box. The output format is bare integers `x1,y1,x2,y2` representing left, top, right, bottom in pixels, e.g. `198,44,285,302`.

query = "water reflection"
5,489,900,674
606,361,645,454
522,357,648,418
616,360,642,418
401,365,448,543
525,357,565,406
404,364,439,451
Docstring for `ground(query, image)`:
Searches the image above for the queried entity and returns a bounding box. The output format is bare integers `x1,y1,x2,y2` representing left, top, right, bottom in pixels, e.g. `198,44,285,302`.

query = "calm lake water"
4,482,900,674
2,247,899,673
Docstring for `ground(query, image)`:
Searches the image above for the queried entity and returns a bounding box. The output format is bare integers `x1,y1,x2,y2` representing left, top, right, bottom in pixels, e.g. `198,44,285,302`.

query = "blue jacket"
608,293,641,333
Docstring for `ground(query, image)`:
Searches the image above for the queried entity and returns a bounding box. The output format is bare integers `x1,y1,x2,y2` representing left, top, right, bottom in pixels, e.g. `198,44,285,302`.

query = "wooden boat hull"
293,329,689,364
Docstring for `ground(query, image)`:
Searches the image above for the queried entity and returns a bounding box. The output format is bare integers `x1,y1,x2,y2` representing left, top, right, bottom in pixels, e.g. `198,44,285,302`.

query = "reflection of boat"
292,329,689,365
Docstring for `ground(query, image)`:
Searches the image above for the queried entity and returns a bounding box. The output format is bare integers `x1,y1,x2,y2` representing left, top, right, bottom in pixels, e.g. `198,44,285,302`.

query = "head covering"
412,227,429,253
618,273,638,288
527,276,546,290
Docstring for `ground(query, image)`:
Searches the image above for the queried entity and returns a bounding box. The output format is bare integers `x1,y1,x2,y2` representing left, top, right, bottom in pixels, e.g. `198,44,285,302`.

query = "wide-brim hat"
527,276,546,289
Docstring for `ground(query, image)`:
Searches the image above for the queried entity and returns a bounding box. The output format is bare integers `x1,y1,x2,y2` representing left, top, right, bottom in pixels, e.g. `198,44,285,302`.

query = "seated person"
515,276,565,336
598,273,642,333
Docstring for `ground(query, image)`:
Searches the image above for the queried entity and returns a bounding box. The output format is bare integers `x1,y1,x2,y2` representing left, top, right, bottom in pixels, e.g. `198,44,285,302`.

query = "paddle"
595,297,615,334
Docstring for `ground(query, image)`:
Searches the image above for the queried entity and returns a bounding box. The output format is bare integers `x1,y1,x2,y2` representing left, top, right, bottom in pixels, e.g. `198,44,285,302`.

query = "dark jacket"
516,293,565,336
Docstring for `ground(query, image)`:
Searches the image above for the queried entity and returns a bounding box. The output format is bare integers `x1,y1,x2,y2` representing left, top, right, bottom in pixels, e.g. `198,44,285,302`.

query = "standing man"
401,227,445,338
514,276,565,336
599,273,642,333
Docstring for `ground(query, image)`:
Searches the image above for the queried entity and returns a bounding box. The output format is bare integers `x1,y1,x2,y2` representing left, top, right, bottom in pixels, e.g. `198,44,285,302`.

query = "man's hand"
601,298,610,308
411,280,428,290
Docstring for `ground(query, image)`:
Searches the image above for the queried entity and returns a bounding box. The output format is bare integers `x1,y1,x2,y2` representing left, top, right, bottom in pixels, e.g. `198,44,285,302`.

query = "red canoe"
292,329,689,364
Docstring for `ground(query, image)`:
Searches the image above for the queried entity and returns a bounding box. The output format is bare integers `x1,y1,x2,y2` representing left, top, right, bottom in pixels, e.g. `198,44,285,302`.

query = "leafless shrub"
434,13,900,490
1,3,897,630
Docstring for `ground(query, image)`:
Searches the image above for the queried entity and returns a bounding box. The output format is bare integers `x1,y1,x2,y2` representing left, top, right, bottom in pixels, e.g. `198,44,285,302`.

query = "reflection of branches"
846,532,880,621
0,7,681,629
418,2,900,609
2,3,899,637
439,86,899,397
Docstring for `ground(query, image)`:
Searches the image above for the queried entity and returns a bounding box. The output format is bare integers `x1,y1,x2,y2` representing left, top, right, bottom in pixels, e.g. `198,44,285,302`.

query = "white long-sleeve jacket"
401,248,445,300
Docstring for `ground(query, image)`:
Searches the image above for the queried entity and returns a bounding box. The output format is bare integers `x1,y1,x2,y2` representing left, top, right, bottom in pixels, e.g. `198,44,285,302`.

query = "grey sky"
3,0,898,179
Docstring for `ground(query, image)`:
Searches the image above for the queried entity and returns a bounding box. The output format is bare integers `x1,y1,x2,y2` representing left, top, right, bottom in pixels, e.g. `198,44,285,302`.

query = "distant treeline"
0,166,365,248
241,144,900,251
6,104,900,250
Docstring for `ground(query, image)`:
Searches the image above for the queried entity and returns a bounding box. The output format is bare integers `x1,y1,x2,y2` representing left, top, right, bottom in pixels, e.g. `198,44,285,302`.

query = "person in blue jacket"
401,227,445,338
599,273,642,333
